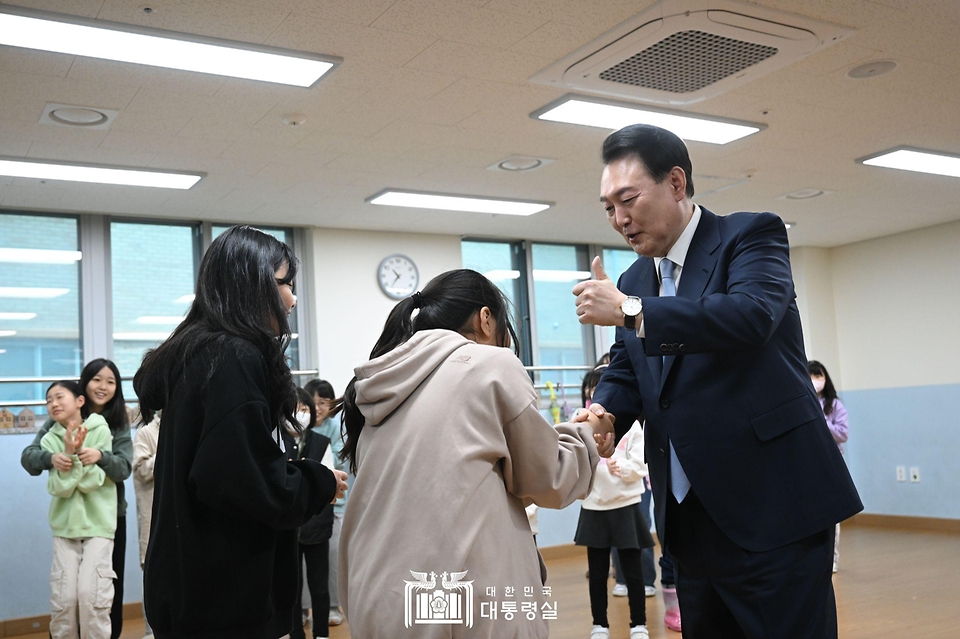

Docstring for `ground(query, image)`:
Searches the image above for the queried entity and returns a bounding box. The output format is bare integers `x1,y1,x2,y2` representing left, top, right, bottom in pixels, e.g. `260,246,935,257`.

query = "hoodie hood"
353,329,470,426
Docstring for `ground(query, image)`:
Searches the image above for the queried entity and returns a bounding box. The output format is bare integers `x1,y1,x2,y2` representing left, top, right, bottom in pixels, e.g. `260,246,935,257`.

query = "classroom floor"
20,523,960,639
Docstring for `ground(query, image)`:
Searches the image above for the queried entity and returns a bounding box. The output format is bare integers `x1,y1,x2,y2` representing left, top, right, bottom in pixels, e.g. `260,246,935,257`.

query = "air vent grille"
598,30,778,94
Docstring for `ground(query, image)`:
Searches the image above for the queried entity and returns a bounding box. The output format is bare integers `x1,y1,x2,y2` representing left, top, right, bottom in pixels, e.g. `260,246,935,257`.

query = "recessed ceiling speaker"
530,0,854,106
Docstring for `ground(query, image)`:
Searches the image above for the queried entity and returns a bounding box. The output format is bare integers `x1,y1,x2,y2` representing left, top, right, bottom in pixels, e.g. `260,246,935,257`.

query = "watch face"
622,296,642,315
378,254,419,299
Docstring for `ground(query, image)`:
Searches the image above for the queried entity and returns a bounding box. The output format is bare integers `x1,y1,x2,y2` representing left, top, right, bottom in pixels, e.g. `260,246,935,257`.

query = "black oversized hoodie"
135,336,336,639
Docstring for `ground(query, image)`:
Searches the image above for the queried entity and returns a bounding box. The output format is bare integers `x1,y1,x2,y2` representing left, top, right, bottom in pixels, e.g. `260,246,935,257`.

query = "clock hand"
392,270,401,284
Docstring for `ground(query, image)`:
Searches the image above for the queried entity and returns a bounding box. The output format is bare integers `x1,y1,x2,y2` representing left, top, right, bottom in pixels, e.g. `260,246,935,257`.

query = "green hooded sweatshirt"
40,413,118,539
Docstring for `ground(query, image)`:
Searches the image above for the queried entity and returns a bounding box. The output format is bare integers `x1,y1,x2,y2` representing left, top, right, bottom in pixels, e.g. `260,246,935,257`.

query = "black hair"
296,387,317,429
581,366,605,406
79,358,128,435
305,378,341,421
134,225,300,431
46,380,90,420
340,269,519,473
808,360,839,416
304,379,336,401
601,124,695,198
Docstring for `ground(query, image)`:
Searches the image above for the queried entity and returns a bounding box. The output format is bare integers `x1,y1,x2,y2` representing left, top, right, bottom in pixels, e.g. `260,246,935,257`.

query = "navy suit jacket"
591,208,862,552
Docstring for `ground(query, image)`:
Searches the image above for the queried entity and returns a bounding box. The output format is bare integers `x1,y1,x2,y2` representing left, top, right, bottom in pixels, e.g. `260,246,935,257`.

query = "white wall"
790,246,841,378
831,219,960,391
307,228,463,395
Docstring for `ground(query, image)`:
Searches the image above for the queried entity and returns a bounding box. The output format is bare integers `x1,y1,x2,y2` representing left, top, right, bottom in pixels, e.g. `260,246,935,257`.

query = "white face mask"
811,378,826,393
295,411,312,429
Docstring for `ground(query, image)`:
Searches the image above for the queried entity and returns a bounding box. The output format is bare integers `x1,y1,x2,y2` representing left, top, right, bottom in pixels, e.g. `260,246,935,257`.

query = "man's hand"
77,448,103,466
573,257,628,326
574,403,616,458
331,469,349,503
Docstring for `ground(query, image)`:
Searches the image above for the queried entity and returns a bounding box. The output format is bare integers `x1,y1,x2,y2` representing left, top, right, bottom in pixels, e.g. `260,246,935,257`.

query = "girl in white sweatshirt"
575,421,652,639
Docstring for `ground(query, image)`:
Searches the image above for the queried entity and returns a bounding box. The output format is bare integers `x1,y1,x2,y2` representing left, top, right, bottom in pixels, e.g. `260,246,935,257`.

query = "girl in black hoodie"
134,226,347,639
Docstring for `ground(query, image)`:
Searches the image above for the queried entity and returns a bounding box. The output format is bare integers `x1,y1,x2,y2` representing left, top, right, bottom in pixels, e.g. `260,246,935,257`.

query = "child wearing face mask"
40,380,118,639
809,360,849,573
286,388,336,639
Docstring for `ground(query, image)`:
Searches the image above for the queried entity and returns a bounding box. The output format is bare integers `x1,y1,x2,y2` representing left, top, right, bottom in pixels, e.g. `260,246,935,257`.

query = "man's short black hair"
601,124,695,198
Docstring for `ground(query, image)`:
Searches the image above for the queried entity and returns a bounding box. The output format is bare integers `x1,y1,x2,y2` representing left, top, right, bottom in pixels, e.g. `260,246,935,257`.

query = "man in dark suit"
573,124,862,638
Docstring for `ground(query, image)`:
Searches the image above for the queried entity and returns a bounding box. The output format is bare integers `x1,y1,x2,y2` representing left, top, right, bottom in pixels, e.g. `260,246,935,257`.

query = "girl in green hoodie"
40,380,118,639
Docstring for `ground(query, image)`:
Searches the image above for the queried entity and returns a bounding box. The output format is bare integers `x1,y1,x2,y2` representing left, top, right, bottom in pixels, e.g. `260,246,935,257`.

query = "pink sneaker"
664,607,682,632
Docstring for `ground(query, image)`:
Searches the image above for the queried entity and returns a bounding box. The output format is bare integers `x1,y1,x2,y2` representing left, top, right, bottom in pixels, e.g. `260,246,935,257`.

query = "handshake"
572,404,616,458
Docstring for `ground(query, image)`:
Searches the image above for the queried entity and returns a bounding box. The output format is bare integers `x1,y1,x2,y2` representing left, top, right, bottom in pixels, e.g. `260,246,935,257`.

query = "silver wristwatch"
621,296,642,330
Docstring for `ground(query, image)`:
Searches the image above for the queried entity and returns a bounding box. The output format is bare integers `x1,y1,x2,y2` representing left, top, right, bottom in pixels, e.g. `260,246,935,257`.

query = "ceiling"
1,0,959,248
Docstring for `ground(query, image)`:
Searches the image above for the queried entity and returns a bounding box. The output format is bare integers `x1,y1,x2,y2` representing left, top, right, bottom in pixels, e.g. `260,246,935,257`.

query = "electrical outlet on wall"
910,467,921,483
896,466,906,482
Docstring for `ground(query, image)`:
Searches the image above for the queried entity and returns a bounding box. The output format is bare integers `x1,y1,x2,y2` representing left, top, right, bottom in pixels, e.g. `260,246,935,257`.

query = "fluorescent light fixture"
0,157,202,189
533,269,592,282
531,95,763,145
0,287,69,298
483,270,521,281
0,6,340,88
0,330,16,337
368,190,551,216
0,312,37,320
858,147,960,179
0,350,6,354
113,332,172,341
135,316,184,325
175,294,196,304
0,248,82,264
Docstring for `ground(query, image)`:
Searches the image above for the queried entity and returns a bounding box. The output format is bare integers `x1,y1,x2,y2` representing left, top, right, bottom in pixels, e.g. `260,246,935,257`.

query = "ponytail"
339,269,519,473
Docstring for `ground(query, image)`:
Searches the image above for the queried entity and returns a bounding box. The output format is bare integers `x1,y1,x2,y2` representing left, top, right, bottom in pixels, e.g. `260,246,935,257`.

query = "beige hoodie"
340,329,599,638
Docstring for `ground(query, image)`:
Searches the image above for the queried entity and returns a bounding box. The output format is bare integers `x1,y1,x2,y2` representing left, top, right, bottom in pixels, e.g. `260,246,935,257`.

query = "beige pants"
50,536,115,639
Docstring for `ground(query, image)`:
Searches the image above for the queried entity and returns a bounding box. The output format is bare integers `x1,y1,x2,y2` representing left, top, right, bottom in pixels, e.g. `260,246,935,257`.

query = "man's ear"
669,166,687,201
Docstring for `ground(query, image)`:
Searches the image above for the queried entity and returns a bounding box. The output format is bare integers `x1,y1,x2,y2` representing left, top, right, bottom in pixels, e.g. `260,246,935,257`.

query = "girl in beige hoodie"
338,269,614,638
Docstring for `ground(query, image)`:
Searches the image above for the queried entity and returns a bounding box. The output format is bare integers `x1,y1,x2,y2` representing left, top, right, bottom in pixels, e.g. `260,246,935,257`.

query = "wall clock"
377,254,419,300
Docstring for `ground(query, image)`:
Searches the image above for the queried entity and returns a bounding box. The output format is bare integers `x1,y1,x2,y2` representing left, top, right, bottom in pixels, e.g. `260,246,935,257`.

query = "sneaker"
832,561,839,573
612,583,628,597
328,609,343,626
644,585,656,597
630,626,650,639
301,608,310,626
664,607,682,632
590,626,610,638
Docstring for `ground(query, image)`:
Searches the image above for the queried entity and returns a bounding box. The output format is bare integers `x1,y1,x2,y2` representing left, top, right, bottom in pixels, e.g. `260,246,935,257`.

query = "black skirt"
574,502,655,550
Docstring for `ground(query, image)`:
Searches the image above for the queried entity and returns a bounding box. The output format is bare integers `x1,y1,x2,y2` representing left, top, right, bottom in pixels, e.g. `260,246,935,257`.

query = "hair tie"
411,291,423,308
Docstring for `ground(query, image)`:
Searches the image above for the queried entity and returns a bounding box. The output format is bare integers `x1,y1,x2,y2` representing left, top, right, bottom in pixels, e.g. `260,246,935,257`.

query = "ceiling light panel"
0,313,38,320
532,95,763,145
0,6,340,88
0,158,203,189
368,190,551,216
858,148,960,179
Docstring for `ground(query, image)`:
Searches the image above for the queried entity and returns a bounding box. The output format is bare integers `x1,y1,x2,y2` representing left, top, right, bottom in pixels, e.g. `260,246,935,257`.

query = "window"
461,239,531,363
0,212,81,423
111,221,200,400
531,243,595,389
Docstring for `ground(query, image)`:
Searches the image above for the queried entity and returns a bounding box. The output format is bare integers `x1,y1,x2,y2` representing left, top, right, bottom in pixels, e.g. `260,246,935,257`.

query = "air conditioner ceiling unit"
530,0,855,106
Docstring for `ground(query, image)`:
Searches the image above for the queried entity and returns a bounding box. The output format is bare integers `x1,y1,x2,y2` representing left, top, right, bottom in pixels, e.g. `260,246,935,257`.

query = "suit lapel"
660,208,721,385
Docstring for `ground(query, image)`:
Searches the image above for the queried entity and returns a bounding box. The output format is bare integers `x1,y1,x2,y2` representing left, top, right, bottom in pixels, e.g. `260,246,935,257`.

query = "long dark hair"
46,380,90,421
808,360,839,416
134,226,300,431
79,358,128,434
340,269,519,473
